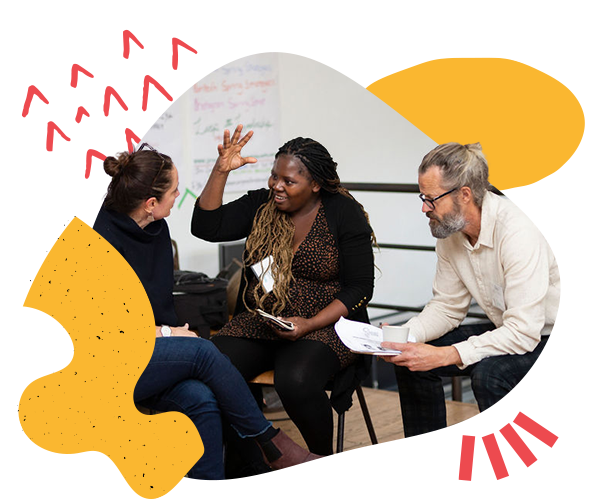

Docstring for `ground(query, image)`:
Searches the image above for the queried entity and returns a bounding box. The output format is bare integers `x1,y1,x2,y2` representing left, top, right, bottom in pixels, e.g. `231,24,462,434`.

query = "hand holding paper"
257,309,295,331
334,317,402,355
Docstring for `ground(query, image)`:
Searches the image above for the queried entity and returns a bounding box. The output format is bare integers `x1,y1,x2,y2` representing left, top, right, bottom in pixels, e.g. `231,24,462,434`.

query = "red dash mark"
85,149,107,179
459,435,475,481
172,38,197,70
125,128,141,153
123,30,144,59
482,434,509,480
104,86,128,117
142,75,173,111
514,413,558,447
77,64,94,78
19,28,223,179
75,106,90,123
500,424,537,467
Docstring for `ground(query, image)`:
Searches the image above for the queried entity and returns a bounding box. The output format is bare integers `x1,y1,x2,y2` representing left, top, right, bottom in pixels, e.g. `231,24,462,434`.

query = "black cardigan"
191,189,375,413
93,206,178,327
191,188,374,322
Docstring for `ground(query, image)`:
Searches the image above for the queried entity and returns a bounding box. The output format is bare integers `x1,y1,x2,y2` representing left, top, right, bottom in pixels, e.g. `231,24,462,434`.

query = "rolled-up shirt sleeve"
452,225,551,368
405,242,472,343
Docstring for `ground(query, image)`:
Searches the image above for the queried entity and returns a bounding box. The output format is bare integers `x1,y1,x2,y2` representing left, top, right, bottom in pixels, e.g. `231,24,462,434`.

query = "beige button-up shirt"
405,191,560,368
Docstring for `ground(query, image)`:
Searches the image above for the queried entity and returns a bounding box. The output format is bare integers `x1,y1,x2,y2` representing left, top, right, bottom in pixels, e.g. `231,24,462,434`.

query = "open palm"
215,124,257,173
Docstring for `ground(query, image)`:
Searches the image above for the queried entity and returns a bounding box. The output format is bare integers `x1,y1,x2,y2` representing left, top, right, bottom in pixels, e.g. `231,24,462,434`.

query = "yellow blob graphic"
19,218,202,498
367,58,585,189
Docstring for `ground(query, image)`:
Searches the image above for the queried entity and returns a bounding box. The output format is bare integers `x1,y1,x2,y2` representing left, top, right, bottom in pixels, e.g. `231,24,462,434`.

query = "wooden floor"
266,388,561,481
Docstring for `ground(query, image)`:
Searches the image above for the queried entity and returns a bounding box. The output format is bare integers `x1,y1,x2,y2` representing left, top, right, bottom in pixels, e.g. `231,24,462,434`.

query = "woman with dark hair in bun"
93,143,318,480
193,125,375,458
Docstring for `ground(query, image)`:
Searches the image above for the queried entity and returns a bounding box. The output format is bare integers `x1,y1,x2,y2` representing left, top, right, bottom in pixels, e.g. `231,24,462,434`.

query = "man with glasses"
382,142,559,437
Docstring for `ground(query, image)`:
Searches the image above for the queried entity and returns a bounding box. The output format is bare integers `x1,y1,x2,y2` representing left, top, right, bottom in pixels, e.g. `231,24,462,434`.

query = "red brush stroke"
482,434,509,480
172,38,197,70
514,413,558,447
77,64,94,81
123,30,144,59
459,435,475,481
500,424,537,467
70,64,94,88
21,29,223,179
104,86,128,117
142,75,173,111
85,149,107,179
125,128,141,153
75,106,90,123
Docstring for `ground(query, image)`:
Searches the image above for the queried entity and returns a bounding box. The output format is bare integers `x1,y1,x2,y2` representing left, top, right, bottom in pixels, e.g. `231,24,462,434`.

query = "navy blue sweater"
93,207,178,326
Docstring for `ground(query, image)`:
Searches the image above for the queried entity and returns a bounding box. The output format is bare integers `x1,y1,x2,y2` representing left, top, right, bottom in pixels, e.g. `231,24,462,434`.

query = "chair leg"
452,376,463,402
356,386,378,445
336,412,345,453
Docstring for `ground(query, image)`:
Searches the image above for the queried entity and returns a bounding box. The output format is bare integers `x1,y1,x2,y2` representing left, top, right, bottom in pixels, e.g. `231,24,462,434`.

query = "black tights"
212,336,341,456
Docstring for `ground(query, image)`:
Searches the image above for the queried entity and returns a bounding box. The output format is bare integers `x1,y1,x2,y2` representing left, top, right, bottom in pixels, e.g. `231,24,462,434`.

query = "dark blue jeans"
394,322,549,437
134,337,273,479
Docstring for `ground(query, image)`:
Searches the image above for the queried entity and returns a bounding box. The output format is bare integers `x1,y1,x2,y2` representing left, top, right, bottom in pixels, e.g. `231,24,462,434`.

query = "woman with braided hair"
192,125,375,457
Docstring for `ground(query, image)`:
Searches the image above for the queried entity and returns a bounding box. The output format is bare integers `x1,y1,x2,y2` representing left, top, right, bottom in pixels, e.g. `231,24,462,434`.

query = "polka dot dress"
216,204,358,369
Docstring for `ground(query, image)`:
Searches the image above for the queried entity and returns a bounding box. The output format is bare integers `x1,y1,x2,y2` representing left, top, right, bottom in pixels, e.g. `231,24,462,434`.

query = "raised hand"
215,124,257,173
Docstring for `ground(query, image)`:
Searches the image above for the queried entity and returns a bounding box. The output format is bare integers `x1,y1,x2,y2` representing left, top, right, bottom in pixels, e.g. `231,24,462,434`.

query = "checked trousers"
395,323,561,481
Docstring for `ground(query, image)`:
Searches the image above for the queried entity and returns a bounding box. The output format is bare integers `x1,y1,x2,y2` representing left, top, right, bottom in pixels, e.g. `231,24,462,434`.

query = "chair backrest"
171,239,180,271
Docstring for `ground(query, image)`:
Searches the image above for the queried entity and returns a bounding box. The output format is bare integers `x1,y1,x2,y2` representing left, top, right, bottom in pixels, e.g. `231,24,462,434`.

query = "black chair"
248,370,388,481
477,392,561,481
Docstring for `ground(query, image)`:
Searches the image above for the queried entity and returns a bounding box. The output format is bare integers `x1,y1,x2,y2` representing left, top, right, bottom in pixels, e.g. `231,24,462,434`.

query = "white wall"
143,53,440,313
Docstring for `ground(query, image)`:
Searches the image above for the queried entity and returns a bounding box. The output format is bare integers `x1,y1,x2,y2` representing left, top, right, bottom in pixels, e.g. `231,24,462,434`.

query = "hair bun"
465,142,482,152
104,152,133,177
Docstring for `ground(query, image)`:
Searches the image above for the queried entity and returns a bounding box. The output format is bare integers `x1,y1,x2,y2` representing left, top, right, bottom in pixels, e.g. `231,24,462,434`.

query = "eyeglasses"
136,142,166,193
419,187,457,210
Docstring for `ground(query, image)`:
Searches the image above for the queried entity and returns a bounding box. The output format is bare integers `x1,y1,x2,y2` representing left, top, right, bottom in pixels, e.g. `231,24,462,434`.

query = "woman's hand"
268,316,313,341
197,124,257,210
171,323,199,337
214,124,257,173
155,323,198,338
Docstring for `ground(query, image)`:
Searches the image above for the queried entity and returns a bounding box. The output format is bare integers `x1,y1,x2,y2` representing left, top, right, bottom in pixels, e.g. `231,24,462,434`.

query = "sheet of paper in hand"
334,317,402,355
256,309,295,331
251,256,275,293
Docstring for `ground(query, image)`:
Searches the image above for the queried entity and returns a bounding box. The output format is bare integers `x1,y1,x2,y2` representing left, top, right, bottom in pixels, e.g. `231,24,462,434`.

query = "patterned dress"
216,204,358,369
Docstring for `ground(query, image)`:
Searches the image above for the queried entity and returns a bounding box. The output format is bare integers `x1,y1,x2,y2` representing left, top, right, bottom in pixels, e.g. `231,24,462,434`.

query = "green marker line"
178,188,198,209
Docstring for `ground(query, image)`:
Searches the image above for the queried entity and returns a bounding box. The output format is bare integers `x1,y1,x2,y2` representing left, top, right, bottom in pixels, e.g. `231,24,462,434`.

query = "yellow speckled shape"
367,58,585,189
19,218,202,498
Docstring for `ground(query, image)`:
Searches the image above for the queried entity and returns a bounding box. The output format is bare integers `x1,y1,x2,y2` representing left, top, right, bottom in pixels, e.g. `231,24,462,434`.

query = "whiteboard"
190,53,281,194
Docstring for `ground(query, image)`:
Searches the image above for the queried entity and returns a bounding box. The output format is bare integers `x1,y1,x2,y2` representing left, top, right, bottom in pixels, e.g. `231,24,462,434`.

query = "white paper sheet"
250,256,275,293
334,317,402,355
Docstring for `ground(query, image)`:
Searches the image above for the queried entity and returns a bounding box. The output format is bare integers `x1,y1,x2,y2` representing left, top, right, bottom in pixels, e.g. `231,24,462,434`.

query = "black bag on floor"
173,270,229,339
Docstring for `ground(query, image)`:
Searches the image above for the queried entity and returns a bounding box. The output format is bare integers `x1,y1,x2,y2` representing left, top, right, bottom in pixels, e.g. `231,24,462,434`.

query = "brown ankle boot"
259,429,322,470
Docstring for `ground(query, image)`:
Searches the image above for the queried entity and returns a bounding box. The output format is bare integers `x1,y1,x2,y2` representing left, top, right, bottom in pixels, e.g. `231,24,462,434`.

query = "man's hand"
381,342,461,371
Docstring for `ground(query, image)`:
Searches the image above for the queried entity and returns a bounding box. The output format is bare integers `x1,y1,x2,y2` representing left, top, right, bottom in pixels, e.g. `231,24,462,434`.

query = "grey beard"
429,212,466,239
